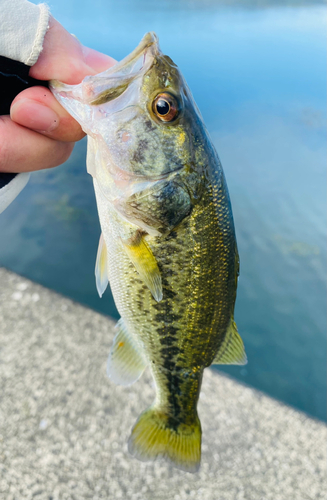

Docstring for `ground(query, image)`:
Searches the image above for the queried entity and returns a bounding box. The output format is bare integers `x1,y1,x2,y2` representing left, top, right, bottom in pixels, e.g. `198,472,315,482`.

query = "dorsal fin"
121,232,162,302
212,318,247,365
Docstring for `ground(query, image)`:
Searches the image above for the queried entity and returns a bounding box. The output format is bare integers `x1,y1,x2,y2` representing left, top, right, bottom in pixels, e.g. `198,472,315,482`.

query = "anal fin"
107,319,148,386
121,232,162,302
212,317,247,365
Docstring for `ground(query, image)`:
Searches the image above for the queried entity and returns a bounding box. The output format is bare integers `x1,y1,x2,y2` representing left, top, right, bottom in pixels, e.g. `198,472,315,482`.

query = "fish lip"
50,32,160,105
80,32,160,102
95,32,160,80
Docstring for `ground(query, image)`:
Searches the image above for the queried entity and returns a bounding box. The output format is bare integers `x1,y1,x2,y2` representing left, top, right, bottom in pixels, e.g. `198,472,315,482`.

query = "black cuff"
0,56,49,115
0,173,17,189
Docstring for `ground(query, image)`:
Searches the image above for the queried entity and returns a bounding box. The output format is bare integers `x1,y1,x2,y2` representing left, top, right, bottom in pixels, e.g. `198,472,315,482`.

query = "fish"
50,32,247,473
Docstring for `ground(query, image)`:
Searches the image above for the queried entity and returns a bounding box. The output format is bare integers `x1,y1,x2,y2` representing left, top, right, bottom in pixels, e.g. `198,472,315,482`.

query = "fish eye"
152,92,179,122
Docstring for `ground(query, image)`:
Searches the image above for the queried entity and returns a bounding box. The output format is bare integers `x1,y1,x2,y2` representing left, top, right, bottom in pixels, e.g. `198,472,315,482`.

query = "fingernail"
11,99,60,133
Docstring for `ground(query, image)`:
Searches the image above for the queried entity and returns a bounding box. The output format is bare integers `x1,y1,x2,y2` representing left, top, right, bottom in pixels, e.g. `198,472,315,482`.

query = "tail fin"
128,406,201,473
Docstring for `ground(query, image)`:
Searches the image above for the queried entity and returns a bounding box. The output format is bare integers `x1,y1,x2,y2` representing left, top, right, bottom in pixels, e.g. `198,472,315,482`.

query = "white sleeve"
0,1,50,213
0,0,50,66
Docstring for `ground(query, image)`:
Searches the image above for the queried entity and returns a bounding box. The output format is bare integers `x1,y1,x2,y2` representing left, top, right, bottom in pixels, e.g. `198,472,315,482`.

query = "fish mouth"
50,32,161,108
80,32,161,105
100,32,159,79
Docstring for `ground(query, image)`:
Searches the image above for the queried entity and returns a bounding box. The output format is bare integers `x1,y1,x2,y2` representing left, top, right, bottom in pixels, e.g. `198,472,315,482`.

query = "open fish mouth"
50,32,161,108
96,32,160,82
83,32,161,105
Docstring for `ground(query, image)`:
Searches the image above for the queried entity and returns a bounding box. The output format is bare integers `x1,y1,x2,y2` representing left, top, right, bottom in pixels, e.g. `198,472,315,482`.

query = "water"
0,0,326,421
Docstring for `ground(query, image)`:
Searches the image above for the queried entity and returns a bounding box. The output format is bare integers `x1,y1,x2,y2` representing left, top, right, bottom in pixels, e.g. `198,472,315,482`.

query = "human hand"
0,16,116,173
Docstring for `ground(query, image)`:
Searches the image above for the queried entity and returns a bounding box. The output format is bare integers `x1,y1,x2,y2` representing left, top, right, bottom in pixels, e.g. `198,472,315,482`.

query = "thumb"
29,16,116,84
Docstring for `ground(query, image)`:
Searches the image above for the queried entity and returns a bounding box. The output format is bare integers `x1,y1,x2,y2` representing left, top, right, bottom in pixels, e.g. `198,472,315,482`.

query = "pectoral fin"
121,232,163,302
95,233,108,298
212,318,247,365
107,319,148,386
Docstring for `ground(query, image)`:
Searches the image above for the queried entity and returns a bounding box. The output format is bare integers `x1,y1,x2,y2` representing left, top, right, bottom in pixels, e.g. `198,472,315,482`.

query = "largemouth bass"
50,32,247,473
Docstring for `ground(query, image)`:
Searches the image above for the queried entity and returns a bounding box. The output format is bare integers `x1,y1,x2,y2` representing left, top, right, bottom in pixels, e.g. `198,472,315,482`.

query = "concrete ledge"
0,268,326,500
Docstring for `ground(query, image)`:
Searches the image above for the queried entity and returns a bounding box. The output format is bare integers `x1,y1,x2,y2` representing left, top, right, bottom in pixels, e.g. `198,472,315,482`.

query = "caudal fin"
128,407,201,473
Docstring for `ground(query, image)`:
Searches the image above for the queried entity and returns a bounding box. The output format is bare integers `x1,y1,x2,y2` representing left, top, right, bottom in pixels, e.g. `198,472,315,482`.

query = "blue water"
0,0,326,421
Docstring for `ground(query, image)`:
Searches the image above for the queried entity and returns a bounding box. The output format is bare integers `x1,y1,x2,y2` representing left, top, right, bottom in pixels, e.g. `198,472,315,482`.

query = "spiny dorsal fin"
121,232,163,302
212,318,247,365
107,319,148,386
95,233,109,298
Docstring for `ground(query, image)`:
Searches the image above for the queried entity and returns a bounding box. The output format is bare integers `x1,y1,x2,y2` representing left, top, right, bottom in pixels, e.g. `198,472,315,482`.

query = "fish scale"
102,178,237,422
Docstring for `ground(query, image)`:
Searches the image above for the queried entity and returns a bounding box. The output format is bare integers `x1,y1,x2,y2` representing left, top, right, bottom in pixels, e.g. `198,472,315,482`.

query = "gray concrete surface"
0,268,326,500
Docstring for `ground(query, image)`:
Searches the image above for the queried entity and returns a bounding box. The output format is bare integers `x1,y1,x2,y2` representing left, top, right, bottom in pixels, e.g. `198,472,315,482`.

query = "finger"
0,116,74,173
29,17,116,84
82,46,117,75
10,87,85,142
